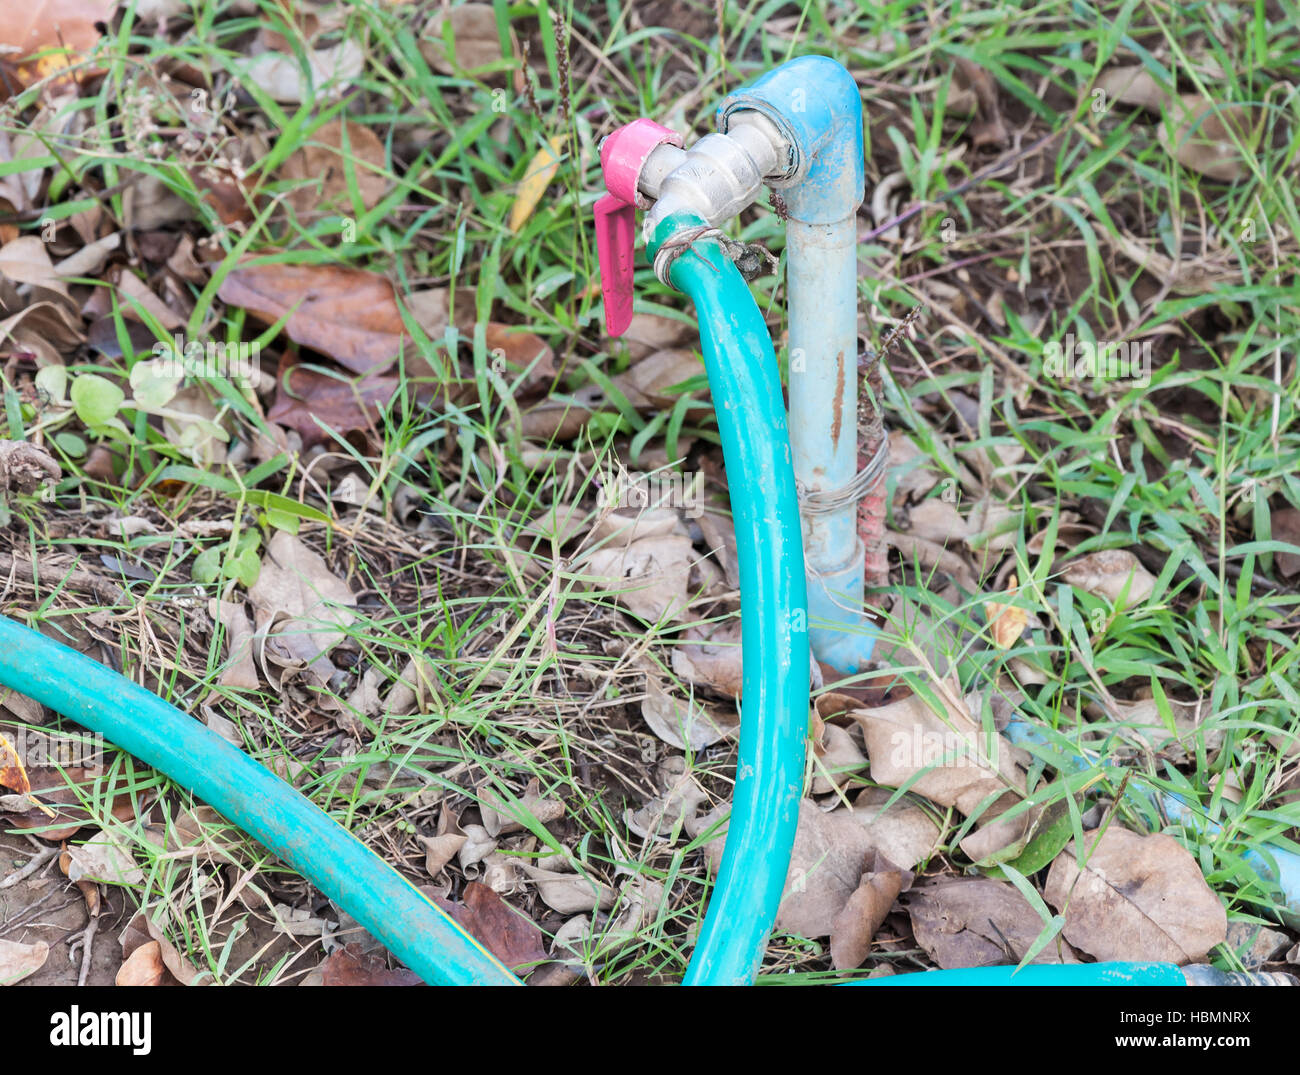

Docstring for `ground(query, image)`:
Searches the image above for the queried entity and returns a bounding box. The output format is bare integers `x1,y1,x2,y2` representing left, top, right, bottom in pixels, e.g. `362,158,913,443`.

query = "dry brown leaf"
625,756,707,840
697,508,739,587
610,348,703,409
1027,510,1094,555
829,849,912,970
187,159,259,228
0,937,49,985
1061,549,1155,608
120,172,196,230
420,4,506,76
519,862,615,914
456,823,496,876
316,942,421,986
248,531,356,684
238,41,364,104
0,686,44,726
615,313,691,360
60,831,145,886
1,305,82,372
511,346,693,441
249,531,355,648
419,832,466,877
581,533,695,623
851,788,943,867
432,881,548,974
606,873,666,940
1044,827,1227,964
266,363,402,449
904,498,971,544
115,941,168,987
0,0,115,88
281,119,390,221
965,496,1022,560
165,234,208,284
268,902,328,938
218,262,408,374
485,322,556,385
771,801,878,938
984,572,1028,649
54,231,121,279
109,264,184,330
906,877,1079,968
589,504,682,546
1093,66,1264,181
1,764,127,840
140,806,241,866
515,384,603,440
952,57,1007,151
889,430,943,501
403,286,466,339
478,777,565,837
696,796,940,939
383,655,442,716
1160,100,1263,181
1094,65,1169,111
811,721,868,795
672,620,743,699
209,597,260,690
0,235,66,294
1271,507,1300,577
640,677,738,751
0,730,31,795
849,682,1033,861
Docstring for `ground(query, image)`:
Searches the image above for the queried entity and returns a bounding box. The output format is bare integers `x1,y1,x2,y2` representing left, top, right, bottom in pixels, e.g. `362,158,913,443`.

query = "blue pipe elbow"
717,55,865,225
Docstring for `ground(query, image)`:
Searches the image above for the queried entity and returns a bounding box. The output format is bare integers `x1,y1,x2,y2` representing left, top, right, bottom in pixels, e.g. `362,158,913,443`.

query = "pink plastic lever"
593,119,682,336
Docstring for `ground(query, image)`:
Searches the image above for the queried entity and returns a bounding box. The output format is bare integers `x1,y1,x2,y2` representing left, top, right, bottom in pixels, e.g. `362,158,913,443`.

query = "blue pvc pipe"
1005,716,1300,928
848,961,1188,986
0,614,519,986
718,57,876,673
647,212,811,986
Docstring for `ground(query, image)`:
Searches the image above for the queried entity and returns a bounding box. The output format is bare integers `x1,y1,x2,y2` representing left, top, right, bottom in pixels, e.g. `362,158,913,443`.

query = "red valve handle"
593,120,682,336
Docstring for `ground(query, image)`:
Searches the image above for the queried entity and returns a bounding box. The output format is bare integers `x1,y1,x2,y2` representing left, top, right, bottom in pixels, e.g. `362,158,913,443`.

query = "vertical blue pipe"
718,57,876,672
787,217,875,671
647,213,810,986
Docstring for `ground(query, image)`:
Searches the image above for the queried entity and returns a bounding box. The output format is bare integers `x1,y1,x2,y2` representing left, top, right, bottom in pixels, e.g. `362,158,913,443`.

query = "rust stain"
830,349,846,450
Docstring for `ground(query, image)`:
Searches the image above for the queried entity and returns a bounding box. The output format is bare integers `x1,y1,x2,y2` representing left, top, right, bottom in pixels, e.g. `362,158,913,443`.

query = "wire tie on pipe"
653,224,780,284
795,435,889,516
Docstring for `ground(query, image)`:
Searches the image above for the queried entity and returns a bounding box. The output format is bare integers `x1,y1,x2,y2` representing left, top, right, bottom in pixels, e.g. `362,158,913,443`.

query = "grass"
0,0,1297,983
